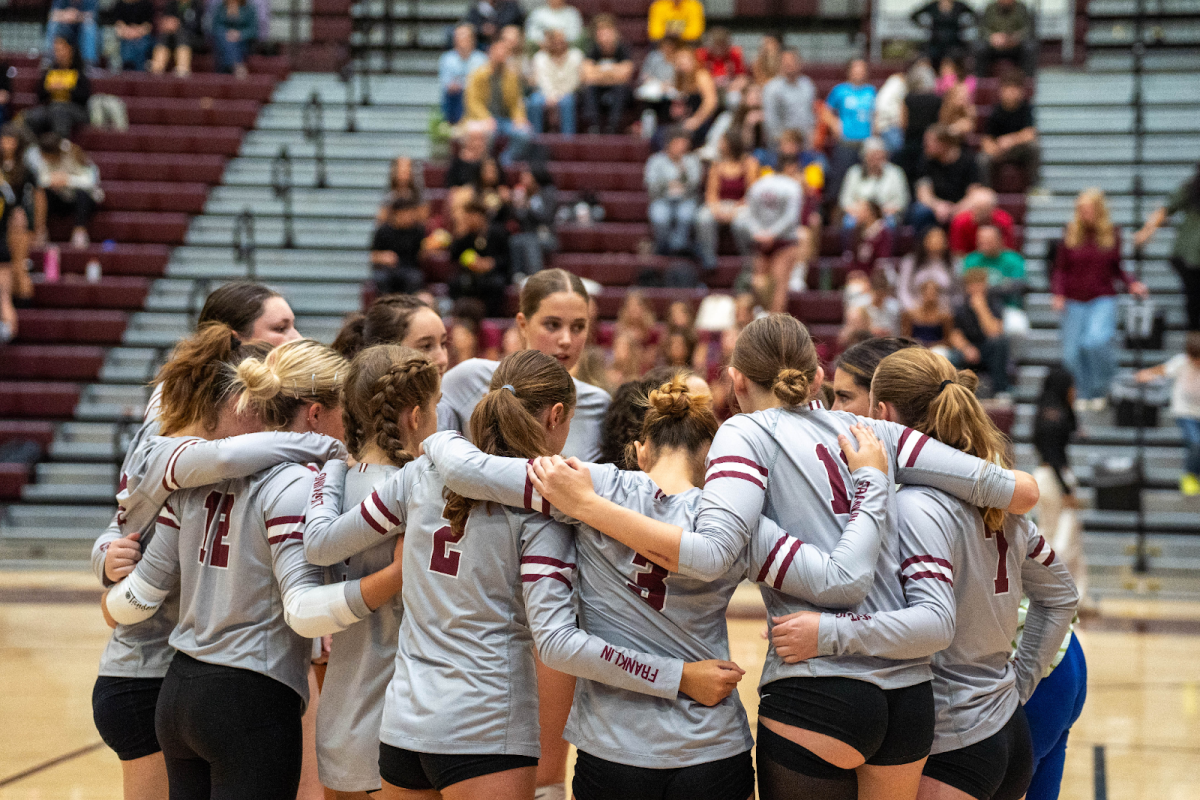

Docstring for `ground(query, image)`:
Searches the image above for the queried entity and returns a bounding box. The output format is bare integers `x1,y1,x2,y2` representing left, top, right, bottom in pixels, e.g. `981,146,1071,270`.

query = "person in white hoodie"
525,0,582,46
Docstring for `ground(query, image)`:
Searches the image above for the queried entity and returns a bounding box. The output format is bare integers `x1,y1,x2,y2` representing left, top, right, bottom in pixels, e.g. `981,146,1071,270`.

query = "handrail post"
233,207,257,279
289,0,301,55
303,91,328,189
1130,0,1149,576
272,145,296,248
341,62,357,132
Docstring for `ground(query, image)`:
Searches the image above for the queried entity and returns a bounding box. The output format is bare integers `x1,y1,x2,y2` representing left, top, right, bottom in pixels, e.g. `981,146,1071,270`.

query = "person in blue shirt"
439,23,489,125
822,59,878,214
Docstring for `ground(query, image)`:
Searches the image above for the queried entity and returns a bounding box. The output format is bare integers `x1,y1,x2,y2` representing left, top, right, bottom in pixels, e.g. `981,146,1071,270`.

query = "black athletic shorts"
379,742,538,792
924,705,1034,800
572,748,754,800
92,676,164,761
758,677,935,766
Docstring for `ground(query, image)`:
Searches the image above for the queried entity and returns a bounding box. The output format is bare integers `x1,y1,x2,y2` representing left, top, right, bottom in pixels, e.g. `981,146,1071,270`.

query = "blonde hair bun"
647,377,692,419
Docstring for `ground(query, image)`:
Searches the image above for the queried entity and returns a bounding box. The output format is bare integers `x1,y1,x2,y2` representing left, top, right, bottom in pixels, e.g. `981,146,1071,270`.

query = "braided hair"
342,344,440,465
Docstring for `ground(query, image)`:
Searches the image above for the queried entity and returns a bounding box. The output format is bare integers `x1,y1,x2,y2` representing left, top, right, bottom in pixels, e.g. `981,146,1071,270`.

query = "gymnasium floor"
1,572,1197,800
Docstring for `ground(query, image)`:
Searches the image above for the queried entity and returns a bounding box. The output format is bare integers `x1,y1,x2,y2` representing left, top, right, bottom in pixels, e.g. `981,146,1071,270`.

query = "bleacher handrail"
272,145,296,249
302,90,328,189
233,207,257,280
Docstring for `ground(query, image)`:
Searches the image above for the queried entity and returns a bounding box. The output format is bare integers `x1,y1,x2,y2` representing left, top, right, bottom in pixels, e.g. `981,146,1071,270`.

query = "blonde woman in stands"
91,325,345,800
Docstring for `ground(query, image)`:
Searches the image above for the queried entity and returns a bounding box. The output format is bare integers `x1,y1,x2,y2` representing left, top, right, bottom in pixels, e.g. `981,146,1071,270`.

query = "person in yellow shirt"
648,0,705,43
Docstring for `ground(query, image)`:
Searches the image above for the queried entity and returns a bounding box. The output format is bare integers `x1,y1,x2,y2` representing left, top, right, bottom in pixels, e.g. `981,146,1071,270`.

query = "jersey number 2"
984,528,1010,594
626,554,668,611
815,444,852,514
200,491,234,568
430,525,465,577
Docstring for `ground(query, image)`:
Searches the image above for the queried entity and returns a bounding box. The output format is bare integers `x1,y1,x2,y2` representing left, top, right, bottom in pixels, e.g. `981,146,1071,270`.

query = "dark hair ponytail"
332,294,434,359
155,323,270,436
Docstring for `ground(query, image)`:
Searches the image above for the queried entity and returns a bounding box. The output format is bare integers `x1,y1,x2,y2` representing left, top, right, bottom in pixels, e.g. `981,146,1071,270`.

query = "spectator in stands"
112,0,155,71
449,198,510,316
843,268,903,343
976,0,1036,77
979,71,1039,188
151,0,204,75
955,267,1011,393
370,196,428,295
897,224,955,311
665,299,709,372
24,38,90,140
762,49,816,147
902,277,973,361
949,186,1014,255
0,126,35,309
0,51,11,125
822,59,878,179
509,165,559,277
446,127,489,188
1136,163,1200,332
909,125,983,230
439,24,488,125
897,60,941,184
936,67,977,139
636,35,679,136
911,0,976,67
1136,331,1200,495
30,133,99,249
873,68,908,154
648,0,705,43
695,130,757,272
751,34,782,86
697,27,748,101
964,223,1025,289
464,39,533,167
525,0,582,47
44,0,99,69
738,167,801,313
842,200,893,270
1053,188,1148,409
838,136,909,225
646,127,703,258
474,157,512,222
581,15,634,135
935,55,975,100
667,48,719,148
376,155,426,223
730,84,767,160
466,0,525,49
211,0,257,78
527,29,583,135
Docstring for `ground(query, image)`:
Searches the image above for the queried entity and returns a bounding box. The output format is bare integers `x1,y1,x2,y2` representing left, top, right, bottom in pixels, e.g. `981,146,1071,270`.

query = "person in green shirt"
964,224,1024,294
975,0,1036,77
1135,165,1200,332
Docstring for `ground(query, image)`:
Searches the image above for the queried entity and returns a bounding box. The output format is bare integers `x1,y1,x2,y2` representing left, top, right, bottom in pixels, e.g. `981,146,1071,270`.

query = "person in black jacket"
509,165,559,278
151,0,205,75
465,0,526,48
449,198,510,316
910,0,976,67
1033,365,1078,508
0,57,13,124
24,37,90,139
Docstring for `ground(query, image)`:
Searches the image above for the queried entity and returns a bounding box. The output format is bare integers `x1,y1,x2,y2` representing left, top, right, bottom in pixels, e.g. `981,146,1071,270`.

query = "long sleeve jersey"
740,174,803,242
422,430,891,768
818,485,1079,753
675,405,1018,691
306,456,685,758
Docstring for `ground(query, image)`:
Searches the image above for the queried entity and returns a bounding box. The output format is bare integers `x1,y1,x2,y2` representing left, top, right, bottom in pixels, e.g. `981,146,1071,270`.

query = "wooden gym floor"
0,572,1197,799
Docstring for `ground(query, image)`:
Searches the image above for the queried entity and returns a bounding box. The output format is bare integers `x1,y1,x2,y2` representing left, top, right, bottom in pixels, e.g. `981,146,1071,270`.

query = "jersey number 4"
200,491,235,569
626,554,668,611
430,525,465,577
984,528,1011,595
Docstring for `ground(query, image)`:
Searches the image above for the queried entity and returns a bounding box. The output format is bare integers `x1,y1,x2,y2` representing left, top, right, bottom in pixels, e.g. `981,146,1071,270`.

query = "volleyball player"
527,314,1040,800
104,339,405,800
435,268,611,796
331,293,450,371
828,337,920,415
306,351,741,800
422,373,894,800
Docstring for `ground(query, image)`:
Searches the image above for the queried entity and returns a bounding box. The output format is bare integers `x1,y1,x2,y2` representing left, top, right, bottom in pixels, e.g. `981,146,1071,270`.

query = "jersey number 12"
200,491,234,568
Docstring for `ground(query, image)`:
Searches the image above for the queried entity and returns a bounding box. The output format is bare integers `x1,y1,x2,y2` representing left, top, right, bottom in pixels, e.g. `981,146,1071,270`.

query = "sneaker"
1073,398,1090,414
71,228,90,249
1089,397,1108,412
1182,473,1200,497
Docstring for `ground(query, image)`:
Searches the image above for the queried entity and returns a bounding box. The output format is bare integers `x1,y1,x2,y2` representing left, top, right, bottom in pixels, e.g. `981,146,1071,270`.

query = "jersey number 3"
626,554,668,611
200,491,235,568
430,525,465,577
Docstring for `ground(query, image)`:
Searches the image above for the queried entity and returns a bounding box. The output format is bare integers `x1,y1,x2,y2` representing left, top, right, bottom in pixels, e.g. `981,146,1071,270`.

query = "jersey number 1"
984,528,1010,595
430,525,465,577
815,444,852,515
200,491,234,568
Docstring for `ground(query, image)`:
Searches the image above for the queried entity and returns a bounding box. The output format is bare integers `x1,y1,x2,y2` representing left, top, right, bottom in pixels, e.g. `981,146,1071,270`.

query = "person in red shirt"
948,186,1014,255
695,27,747,99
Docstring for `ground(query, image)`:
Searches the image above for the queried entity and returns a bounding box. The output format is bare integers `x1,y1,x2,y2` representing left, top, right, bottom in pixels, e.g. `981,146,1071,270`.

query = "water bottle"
44,246,61,283
85,259,102,283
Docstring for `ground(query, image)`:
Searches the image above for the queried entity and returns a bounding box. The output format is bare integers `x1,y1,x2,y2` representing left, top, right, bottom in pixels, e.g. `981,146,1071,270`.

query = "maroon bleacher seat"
120,97,262,128
89,153,228,184
30,245,171,278
0,463,30,500
77,125,245,157
0,382,83,418
102,181,210,214
0,421,56,450
13,310,129,345
33,277,152,310
0,345,109,380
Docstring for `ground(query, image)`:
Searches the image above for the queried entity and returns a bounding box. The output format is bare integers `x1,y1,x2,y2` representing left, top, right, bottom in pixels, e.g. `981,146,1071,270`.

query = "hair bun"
235,357,283,401
772,368,810,406
647,376,691,419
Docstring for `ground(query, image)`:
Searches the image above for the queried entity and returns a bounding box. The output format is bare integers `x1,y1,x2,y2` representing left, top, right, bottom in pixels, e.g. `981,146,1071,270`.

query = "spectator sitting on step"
664,48,719,149
636,35,679,132
463,39,533,167
949,186,1014,255
910,0,975,67
474,157,513,223
975,0,1036,77
935,55,976,101
528,29,583,135
446,127,489,189
112,0,155,71
525,0,583,47
44,0,99,69
665,299,709,372
661,326,700,370
466,0,525,49
376,156,426,224
842,268,903,344
762,49,816,147
901,277,973,363
648,0,705,43
0,126,36,310
439,24,489,125
580,15,633,135
151,0,204,75
696,27,748,102
751,34,782,86
645,127,703,259
370,195,429,296
954,266,1012,395
935,65,977,140
211,0,257,78
897,60,941,185
897,224,956,311
0,44,11,124
25,38,90,140
449,198,510,316
909,125,983,231
1136,331,1200,496
0,174,17,341
509,165,559,278
838,136,909,228
821,58,878,199
979,71,1039,188
447,297,485,367
30,133,100,250
962,222,1025,293
694,130,758,272
872,68,908,155
842,200,893,270
775,138,825,234
736,165,802,314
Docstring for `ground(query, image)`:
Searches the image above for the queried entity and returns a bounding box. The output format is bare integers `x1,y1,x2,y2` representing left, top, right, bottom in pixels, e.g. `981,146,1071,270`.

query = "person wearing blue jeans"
113,0,155,71
1023,631,1088,800
211,0,257,76
438,24,487,125
526,91,577,135
526,30,582,135
645,129,703,257
1060,295,1118,403
45,0,99,67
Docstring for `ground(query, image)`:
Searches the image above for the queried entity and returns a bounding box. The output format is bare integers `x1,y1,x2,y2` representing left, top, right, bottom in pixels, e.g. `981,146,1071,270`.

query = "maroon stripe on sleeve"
707,455,768,476
773,539,804,590
265,515,305,527
524,460,535,510
521,572,573,589
902,570,954,585
897,427,913,455
359,503,389,534
706,471,765,490
900,554,953,571
371,492,401,526
1029,536,1046,560
520,555,577,569
267,532,304,545
905,434,930,468
755,534,788,583
156,516,180,529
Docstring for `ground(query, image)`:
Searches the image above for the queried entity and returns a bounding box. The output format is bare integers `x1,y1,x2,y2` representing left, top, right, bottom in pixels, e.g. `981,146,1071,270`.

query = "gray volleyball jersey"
676,405,1019,692
92,429,345,678
306,456,684,758
437,357,611,462
423,430,891,768
134,463,367,705
316,462,401,793
818,486,1079,753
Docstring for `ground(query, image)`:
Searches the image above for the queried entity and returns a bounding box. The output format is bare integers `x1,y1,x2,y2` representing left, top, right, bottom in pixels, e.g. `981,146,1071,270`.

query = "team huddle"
91,269,1080,800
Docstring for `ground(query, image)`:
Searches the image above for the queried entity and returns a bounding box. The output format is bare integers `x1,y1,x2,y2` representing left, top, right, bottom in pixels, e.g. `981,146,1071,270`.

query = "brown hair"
232,339,347,430
730,313,819,406
342,345,440,466
633,373,719,486
197,281,284,338
1186,331,1200,359
592,12,617,30
155,323,270,436
519,268,589,319
443,350,576,534
871,348,1012,529
332,294,436,359
834,336,920,391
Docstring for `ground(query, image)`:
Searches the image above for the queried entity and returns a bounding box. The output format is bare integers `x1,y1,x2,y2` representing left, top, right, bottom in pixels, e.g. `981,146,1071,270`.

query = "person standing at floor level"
1135,162,1200,332
1136,330,1200,496
1052,188,1149,411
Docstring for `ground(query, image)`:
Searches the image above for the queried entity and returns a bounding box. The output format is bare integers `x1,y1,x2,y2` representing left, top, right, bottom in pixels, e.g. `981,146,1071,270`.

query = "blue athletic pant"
1023,632,1088,800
